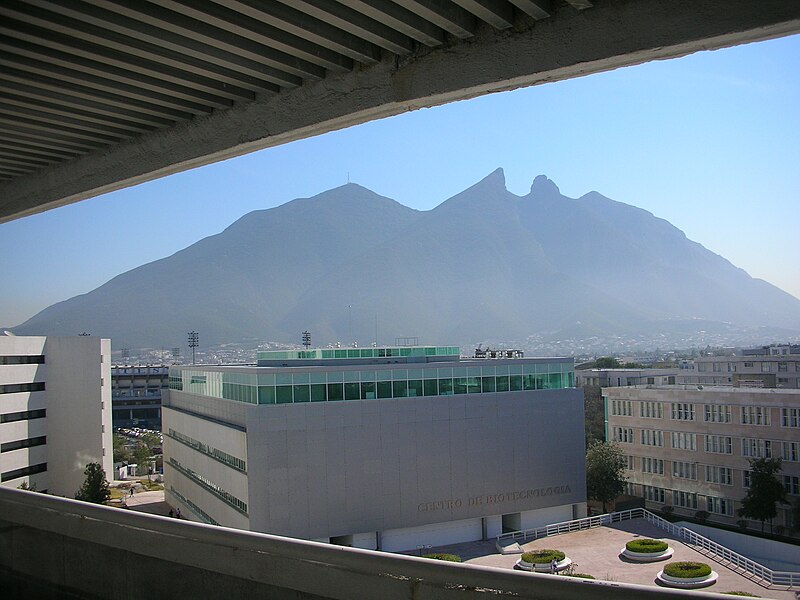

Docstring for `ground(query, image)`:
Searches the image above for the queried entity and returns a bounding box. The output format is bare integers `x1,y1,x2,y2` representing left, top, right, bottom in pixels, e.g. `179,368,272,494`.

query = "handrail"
497,507,800,588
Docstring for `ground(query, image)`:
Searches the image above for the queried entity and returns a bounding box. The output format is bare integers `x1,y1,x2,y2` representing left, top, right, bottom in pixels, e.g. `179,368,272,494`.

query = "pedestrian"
129,488,134,497
168,509,174,518
550,558,558,574
176,508,181,519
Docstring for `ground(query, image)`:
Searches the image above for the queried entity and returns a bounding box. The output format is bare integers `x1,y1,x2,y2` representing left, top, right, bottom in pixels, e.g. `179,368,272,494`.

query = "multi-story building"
604,385,800,529
164,345,586,551
576,368,677,388
682,353,800,389
0,335,113,496
111,365,169,430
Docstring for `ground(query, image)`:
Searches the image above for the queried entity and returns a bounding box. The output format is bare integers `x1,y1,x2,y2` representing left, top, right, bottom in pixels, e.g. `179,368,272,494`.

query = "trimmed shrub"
423,553,461,562
625,539,668,553
521,550,565,564
663,562,712,579
567,573,595,579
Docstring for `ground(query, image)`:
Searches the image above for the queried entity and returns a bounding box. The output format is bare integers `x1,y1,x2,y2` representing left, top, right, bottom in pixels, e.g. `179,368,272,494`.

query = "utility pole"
187,331,198,365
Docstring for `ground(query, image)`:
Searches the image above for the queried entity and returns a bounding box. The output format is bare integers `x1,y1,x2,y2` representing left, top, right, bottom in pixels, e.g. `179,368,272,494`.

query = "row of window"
612,401,796,426
1,435,46,453
0,408,46,424
638,484,735,516
697,361,797,372
0,382,45,394
0,355,45,365
166,428,246,472
1,462,47,482
176,372,573,405
613,428,796,460
169,486,220,526
168,458,247,515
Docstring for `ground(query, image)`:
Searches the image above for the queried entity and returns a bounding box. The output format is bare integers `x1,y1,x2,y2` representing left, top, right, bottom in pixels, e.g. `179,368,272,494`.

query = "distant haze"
10,170,800,350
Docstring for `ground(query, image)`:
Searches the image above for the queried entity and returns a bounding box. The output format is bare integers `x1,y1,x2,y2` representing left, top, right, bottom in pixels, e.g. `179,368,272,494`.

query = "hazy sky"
1,34,799,328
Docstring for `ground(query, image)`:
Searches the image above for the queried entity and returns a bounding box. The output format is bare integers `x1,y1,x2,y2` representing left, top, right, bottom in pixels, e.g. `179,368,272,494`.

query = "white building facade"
0,335,113,496
164,346,586,551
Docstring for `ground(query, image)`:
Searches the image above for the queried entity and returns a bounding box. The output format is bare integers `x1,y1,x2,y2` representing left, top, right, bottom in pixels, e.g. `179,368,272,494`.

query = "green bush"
521,550,565,564
625,539,668,553
722,592,759,597
567,573,595,579
422,553,461,562
663,562,712,579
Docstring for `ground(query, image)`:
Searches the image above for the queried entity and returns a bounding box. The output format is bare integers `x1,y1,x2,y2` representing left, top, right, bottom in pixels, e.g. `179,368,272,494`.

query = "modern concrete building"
111,365,168,430
0,335,113,496
604,385,800,529
575,368,677,388
682,350,800,389
164,346,585,551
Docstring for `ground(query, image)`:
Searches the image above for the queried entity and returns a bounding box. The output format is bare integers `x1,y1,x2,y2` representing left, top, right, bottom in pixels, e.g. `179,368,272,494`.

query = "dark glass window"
377,381,392,399
360,381,375,400
327,383,344,401
510,375,523,391
276,386,293,404
293,385,310,402
2,436,47,453
0,409,46,423
407,380,423,397
0,355,44,365
310,384,327,402
344,383,360,400
1,462,47,482
481,377,496,393
0,382,45,394
438,378,453,395
496,376,510,392
392,381,408,398
258,386,275,404
423,379,438,397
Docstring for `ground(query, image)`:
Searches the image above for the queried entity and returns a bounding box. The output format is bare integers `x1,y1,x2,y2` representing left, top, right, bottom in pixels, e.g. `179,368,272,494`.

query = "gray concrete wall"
245,388,585,539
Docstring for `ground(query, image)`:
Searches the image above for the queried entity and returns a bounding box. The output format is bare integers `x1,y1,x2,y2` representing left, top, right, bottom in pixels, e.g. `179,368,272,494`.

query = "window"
1,436,47,453
783,441,800,462
782,408,800,428
785,476,800,495
671,432,696,451
743,470,751,488
614,427,634,443
672,461,697,480
673,490,698,509
741,406,770,426
744,362,754,368
644,486,665,503
705,435,733,454
707,496,734,516
742,438,772,458
671,403,695,420
704,404,731,423
640,401,663,418
705,465,733,485
0,382,45,394
761,362,771,372
0,409,46,423
640,429,664,447
625,455,636,470
612,400,633,416
1,462,47,482
778,362,788,372
0,355,44,365
642,457,664,475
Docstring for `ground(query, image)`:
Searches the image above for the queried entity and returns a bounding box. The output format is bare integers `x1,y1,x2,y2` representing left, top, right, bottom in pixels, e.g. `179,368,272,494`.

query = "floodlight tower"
187,331,199,365
302,331,311,349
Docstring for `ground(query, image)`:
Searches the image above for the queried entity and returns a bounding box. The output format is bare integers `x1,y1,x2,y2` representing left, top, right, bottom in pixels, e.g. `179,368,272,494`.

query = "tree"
132,442,152,478
75,462,111,504
113,434,131,464
593,357,621,369
141,432,160,450
738,457,787,533
582,386,605,447
585,441,627,513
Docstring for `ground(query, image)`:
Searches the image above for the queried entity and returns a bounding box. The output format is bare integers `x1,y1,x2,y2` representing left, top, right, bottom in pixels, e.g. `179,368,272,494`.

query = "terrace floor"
414,519,797,599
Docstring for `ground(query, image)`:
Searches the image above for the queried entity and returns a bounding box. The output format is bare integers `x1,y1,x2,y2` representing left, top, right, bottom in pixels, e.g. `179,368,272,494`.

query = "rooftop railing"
497,507,800,588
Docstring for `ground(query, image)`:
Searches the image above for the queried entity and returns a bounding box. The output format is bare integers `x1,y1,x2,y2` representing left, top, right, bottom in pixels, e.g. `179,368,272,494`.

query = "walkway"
424,519,797,599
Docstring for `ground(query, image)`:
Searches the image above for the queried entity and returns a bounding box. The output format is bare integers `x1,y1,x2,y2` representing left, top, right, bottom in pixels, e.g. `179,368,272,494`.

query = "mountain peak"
479,167,506,189
530,174,560,197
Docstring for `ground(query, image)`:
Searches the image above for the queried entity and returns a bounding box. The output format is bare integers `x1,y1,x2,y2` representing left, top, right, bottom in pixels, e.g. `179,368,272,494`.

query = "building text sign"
418,485,572,513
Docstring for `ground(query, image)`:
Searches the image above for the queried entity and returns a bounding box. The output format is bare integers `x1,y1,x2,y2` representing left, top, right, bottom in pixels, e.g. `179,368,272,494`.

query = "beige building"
681,353,800,389
1,335,113,496
604,385,800,530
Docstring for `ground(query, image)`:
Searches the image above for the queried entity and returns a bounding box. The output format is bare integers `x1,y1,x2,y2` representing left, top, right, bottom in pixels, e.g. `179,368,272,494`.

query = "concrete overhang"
1,0,799,224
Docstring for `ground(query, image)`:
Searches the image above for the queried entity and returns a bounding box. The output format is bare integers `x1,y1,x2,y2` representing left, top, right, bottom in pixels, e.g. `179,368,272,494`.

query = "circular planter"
515,557,573,573
621,546,674,562
656,563,718,589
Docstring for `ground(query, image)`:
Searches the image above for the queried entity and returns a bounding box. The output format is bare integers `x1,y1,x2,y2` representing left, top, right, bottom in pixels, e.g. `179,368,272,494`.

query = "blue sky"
1,34,799,328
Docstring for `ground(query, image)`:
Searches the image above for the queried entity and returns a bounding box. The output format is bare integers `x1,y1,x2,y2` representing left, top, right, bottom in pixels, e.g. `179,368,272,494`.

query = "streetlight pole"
187,331,198,365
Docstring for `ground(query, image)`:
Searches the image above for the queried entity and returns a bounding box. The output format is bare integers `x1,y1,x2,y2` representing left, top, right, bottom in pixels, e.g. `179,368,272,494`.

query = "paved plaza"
414,519,798,599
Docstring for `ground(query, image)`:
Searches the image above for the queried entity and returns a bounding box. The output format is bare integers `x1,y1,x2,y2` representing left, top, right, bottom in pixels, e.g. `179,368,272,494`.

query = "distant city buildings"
0,335,112,496
111,365,168,430
682,349,800,389
163,345,586,551
576,368,678,388
604,385,800,530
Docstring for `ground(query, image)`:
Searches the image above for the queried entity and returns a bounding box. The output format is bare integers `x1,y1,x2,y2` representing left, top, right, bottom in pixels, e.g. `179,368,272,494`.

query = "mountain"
11,170,800,349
